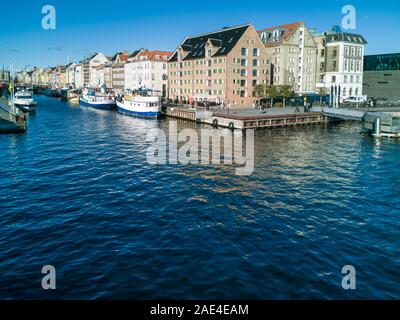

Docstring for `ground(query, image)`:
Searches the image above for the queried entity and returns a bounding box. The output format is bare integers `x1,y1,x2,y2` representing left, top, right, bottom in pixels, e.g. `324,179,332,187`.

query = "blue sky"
1,0,399,70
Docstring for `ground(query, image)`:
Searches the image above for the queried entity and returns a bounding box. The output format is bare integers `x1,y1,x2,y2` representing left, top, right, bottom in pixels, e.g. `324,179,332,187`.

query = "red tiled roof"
135,50,173,61
257,21,304,46
258,21,303,33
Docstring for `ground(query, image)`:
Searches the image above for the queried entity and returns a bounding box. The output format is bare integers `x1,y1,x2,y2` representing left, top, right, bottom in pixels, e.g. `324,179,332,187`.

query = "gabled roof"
169,24,250,62
129,49,143,59
81,52,99,63
257,21,304,46
111,52,129,62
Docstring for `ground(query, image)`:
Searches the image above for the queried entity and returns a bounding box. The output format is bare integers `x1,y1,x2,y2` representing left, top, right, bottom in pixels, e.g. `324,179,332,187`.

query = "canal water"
0,95,399,299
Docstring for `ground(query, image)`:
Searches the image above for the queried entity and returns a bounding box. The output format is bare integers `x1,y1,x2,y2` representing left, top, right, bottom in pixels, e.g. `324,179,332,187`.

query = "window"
333,49,337,58
253,48,259,57
241,48,248,56
240,59,247,67
332,61,337,70
344,75,348,83
332,76,336,83
253,59,259,67
252,70,258,77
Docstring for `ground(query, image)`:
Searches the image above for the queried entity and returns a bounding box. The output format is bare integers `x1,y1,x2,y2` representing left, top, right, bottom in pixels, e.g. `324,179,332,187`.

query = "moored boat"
116,89,162,118
43,88,61,98
79,88,116,110
61,88,79,103
13,90,37,113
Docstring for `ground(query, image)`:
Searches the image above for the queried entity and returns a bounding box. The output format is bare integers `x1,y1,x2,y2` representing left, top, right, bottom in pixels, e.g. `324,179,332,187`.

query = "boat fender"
228,122,235,131
212,119,218,128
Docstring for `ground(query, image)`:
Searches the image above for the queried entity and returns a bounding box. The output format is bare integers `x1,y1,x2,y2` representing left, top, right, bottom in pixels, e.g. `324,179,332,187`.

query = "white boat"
116,89,162,118
79,88,116,110
13,91,37,113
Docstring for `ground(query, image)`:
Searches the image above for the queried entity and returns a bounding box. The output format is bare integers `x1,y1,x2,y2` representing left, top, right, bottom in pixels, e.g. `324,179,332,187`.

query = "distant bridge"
312,107,366,121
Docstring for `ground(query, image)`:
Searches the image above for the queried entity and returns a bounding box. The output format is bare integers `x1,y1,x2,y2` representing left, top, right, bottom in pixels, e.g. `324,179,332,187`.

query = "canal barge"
80,88,116,110
117,89,162,118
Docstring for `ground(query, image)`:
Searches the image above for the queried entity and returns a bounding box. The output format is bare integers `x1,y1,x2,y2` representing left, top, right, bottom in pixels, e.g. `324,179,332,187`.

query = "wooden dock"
163,106,328,130
0,99,26,133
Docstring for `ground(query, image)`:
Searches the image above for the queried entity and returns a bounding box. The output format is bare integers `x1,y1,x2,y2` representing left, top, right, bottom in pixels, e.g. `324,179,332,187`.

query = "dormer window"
272,29,281,40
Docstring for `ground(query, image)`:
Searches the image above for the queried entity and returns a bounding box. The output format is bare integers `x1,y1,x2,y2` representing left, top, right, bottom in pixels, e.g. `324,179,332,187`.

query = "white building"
92,65,105,88
125,50,172,96
315,29,367,104
258,21,317,94
74,64,84,88
66,62,77,87
80,52,109,87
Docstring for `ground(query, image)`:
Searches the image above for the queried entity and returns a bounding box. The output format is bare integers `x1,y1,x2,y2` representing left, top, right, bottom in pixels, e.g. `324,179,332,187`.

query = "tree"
318,87,327,105
280,85,292,108
267,85,278,108
254,84,266,98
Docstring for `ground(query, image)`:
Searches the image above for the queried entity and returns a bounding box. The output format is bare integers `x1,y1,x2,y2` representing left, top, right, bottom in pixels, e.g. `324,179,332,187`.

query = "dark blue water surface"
0,95,399,299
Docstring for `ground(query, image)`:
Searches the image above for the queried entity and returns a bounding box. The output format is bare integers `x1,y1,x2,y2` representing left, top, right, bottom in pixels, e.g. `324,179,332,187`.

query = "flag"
8,83,12,93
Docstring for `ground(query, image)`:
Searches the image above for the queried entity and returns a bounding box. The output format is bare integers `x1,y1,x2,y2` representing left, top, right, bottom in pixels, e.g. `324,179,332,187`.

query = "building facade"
81,52,109,87
66,63,77,87
258,21,317,94
0,69,11,83
169,24,270,106
74,64,84,88
316,29,367,102
92,65,105,88
110,52,129,93
363,53,400,101
124,50,171,96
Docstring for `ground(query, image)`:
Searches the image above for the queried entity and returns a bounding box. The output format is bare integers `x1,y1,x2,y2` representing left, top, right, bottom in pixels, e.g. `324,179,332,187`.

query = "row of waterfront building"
11,21,374,105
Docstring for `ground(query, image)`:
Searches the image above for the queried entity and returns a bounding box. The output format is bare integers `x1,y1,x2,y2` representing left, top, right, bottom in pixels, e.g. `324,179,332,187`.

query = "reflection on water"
0,95,399,299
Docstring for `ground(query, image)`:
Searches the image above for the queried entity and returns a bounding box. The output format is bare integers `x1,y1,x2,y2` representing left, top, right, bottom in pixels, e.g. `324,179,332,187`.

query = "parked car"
343,96,367,103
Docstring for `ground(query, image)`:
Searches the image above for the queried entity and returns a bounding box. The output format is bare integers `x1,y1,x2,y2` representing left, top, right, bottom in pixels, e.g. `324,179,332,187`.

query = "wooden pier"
163,106,328,130
0,99,26,133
